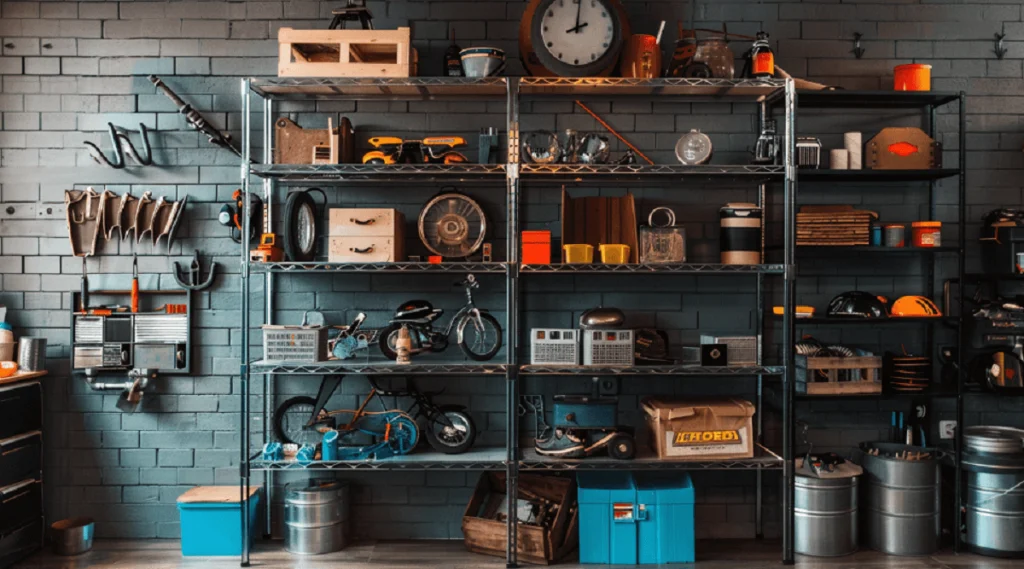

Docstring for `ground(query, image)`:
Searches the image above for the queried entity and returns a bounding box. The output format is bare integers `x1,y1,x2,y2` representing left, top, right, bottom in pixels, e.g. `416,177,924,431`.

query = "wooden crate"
796,355,882,395
278,27,413,78
561,189,638,263
462,472,577,566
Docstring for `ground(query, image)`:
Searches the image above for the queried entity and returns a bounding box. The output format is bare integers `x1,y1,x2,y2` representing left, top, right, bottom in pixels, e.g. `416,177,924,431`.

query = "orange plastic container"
522,231,551,265
563,244,594,264
894,64,931,91
599,244,630,264
911,221,941,247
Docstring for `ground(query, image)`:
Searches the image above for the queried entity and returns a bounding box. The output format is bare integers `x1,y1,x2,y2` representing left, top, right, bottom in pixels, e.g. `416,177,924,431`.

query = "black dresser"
0,378,43,568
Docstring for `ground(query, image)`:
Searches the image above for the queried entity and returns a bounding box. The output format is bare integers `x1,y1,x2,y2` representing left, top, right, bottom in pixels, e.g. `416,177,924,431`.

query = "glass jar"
693,38,735,79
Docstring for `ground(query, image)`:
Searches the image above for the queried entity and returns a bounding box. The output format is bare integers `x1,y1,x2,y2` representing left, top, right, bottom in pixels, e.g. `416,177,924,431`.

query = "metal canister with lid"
962,426,1024,558
720,203,761,264
284,479,349,555
794,458,861,557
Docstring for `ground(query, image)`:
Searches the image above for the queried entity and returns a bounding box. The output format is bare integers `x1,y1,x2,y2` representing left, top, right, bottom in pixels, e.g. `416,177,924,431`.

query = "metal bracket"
994,33,1008,59
84,122,153,169
172,250,218,291
852,33,865,59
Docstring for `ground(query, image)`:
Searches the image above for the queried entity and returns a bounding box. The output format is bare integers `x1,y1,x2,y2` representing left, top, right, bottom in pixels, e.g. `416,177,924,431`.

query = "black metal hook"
994,32,1008,59
171,250,217,291
852,33,865,59
84,122,153,169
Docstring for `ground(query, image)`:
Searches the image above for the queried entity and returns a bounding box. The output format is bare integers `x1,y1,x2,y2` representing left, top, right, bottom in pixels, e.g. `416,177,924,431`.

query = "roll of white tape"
830,149,849,170
844,131,862,170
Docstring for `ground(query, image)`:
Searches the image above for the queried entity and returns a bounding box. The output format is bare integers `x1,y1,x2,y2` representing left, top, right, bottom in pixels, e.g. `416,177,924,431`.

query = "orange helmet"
891,295,942,317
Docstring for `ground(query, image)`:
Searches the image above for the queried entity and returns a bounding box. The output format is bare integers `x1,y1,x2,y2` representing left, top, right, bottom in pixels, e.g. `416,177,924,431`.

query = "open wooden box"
796,355,883,395
462,472,578,565
278,27,414,78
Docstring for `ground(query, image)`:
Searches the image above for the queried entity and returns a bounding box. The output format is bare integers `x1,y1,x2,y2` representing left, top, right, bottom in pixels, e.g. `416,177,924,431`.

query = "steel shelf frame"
239,77,798,568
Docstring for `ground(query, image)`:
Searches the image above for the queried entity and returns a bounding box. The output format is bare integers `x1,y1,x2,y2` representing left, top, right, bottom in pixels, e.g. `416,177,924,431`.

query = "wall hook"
84,122,153,169
852,33,865,59
994,33,1008,59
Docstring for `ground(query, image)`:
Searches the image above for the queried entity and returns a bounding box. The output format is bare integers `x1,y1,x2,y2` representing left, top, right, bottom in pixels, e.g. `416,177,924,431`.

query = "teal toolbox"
577,471,695,564
176,486,260,556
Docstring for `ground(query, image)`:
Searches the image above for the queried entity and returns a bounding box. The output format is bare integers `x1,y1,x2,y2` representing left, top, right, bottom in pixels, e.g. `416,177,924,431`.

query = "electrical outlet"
940,420,957,440
596,376,619,396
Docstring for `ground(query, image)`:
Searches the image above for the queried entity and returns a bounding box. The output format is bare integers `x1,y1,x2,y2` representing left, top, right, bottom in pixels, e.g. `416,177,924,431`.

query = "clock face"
538,0,615,67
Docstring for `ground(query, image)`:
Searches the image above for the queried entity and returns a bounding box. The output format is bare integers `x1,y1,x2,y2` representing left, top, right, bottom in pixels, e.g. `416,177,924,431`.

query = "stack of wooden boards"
797,205,878,246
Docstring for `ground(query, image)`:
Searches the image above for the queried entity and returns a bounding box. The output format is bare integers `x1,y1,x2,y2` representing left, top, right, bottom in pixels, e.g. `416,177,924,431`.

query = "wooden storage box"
328,208,404,263
796,355,882,395
278,27,413,78
462,472,578,565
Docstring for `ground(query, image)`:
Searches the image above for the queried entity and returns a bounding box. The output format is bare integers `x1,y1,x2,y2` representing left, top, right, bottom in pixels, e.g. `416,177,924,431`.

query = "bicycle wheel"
273,396,327,446
457,312,502,361
426,409,477,454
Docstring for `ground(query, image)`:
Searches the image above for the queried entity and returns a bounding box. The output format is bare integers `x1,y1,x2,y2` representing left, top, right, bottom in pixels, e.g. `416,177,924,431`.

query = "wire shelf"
250,447,506,471
519,163,785,182
250,163,506,184
799,169,960,182
520,263,783,274
519,77,787,99
519,365,783,376
249,77,508,100
519,445,783,470
251,261,507,274
249,360,508,375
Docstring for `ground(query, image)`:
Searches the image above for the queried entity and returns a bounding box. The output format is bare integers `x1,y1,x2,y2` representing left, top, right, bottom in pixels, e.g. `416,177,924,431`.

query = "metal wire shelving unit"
238,77,798,567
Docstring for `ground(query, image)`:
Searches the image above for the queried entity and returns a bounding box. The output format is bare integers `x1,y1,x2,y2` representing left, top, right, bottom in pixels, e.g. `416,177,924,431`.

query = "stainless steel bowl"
579,307,625,329
50,517,94,556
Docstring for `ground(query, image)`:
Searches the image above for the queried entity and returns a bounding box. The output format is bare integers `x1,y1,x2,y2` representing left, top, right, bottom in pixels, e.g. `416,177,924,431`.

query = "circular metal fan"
418,193,487,258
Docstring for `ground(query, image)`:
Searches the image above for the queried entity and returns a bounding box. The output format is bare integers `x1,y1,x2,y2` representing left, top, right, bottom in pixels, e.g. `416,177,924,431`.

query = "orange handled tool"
131,254,139,313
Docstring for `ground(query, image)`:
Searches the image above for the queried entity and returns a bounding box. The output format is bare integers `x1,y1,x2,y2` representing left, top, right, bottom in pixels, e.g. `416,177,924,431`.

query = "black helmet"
827,291,889,318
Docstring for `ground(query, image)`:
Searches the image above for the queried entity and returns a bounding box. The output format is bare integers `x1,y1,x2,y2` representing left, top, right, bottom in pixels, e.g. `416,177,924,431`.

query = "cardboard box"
641,397,756,460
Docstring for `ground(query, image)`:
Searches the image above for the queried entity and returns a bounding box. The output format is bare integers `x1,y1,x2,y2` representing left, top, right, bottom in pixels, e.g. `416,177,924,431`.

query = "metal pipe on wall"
239,77,253,568
781,78,797,565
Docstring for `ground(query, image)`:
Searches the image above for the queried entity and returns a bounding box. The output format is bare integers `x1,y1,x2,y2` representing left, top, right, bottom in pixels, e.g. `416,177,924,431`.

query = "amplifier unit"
583,330,634,366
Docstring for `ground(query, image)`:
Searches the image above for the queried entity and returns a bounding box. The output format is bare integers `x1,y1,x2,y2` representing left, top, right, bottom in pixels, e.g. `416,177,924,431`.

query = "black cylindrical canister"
720,203,762,264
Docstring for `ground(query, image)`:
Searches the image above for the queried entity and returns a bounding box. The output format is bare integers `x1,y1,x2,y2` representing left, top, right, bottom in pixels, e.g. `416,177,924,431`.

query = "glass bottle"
750,31,774,77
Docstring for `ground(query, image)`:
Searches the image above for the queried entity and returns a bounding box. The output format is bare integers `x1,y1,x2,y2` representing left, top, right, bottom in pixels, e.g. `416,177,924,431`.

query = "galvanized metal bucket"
962,429,1024,558
794,460,860,557
857,442,941,555
284,479,349,555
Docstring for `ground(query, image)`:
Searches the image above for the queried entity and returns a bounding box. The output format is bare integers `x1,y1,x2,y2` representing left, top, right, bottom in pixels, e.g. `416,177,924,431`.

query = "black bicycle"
273,375,477,455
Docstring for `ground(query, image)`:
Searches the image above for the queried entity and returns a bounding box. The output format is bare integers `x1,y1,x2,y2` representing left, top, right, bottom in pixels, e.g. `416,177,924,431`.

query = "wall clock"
519,0,631,77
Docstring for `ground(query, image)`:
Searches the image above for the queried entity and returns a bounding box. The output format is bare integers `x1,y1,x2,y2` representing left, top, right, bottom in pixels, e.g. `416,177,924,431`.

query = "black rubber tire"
378,323,403,360
273,396,320,446
608,433,636,460
426,409,477,455
283,190,318,262
458,312,502,361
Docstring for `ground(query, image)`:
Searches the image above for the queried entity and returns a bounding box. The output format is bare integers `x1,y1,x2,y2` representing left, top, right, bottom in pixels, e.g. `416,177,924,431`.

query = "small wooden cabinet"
328,208,405,263
0,378,44,569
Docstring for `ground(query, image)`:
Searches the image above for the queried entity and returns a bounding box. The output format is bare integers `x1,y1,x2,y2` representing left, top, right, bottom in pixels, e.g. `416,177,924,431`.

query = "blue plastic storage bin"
577,471,695,564
176,486,260,556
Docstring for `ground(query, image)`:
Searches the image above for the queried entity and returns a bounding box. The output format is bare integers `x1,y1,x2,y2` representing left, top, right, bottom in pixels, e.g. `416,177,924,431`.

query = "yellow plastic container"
599,244,630,264
563,244,594,264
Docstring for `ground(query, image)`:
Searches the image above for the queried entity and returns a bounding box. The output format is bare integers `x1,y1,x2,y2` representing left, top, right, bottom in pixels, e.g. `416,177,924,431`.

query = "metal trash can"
963,426,1024,558
858,442,940,555
284,479,349,555
794,459,861,557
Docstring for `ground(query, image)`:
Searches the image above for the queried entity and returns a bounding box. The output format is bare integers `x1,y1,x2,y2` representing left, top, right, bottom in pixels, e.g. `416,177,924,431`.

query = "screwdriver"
131,253,139,313
79,256,89,313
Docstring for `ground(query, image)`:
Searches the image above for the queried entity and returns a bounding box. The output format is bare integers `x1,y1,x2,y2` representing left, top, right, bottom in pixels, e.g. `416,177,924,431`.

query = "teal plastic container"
177,489,260,556
577,472,695,564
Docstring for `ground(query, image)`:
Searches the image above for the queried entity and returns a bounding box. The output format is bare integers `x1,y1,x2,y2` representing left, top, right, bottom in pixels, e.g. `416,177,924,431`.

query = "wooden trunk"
278,27,413,78
462,472,577,565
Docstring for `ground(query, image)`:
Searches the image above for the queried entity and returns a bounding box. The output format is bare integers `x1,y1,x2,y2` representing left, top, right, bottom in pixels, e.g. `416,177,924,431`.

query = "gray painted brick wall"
0,0,1022,543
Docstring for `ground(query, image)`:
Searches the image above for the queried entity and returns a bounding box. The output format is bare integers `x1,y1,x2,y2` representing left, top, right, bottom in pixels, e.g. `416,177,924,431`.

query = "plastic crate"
177,486,260,556
577,472,695,564
530,329,579,365
262,325,328,362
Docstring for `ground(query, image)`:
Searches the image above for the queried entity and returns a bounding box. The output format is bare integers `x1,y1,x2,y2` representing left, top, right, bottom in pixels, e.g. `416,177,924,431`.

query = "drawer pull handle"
2,490,29,504
350,246,375,254
351,218,376,225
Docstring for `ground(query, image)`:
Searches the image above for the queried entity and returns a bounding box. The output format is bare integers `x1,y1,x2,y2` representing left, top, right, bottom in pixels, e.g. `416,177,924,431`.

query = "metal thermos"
17,337,46,371
962,426,1024,557
858,443,940,555
284,480,349,555
794,460,860,557
720,203,762,265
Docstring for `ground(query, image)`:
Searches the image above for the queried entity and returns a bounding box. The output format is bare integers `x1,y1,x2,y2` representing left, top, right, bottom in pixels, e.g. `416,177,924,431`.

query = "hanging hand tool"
172,250,218,291
131,254,140,313
80,257,89,313
148,75,244,159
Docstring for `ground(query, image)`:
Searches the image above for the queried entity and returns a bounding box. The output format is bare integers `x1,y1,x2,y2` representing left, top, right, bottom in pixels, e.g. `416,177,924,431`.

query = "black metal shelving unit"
782,89,967,553
239,77,798,567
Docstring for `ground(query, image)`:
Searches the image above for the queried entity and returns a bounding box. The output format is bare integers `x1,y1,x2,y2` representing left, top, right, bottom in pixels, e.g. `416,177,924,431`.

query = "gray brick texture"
0,0,1020,544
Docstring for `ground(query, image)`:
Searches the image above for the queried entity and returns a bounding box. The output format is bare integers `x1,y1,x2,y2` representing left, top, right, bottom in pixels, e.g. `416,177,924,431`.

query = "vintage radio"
72,313,188,372
795,137,822,169
700,335,757,366
583,329,634,366
866,127,941,170
530,329,580,366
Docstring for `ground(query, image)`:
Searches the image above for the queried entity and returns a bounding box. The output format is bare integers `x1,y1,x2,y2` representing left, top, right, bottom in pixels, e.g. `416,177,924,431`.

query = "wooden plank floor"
19,539,1018,569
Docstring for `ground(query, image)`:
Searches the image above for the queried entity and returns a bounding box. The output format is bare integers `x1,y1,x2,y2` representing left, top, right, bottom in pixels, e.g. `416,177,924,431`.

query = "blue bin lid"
577,472,636,503
634,472,694,504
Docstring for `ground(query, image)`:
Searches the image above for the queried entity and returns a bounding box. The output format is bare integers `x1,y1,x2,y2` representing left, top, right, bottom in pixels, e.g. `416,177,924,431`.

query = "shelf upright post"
925,104,937,366
781,79,797,565
954,91,967,553
261,93,275,539
505,77,521,569
239,78,253,568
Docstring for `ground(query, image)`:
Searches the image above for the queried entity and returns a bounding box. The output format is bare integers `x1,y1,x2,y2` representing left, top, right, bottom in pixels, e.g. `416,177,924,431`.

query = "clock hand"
572,0,582,33
566,22,589,34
